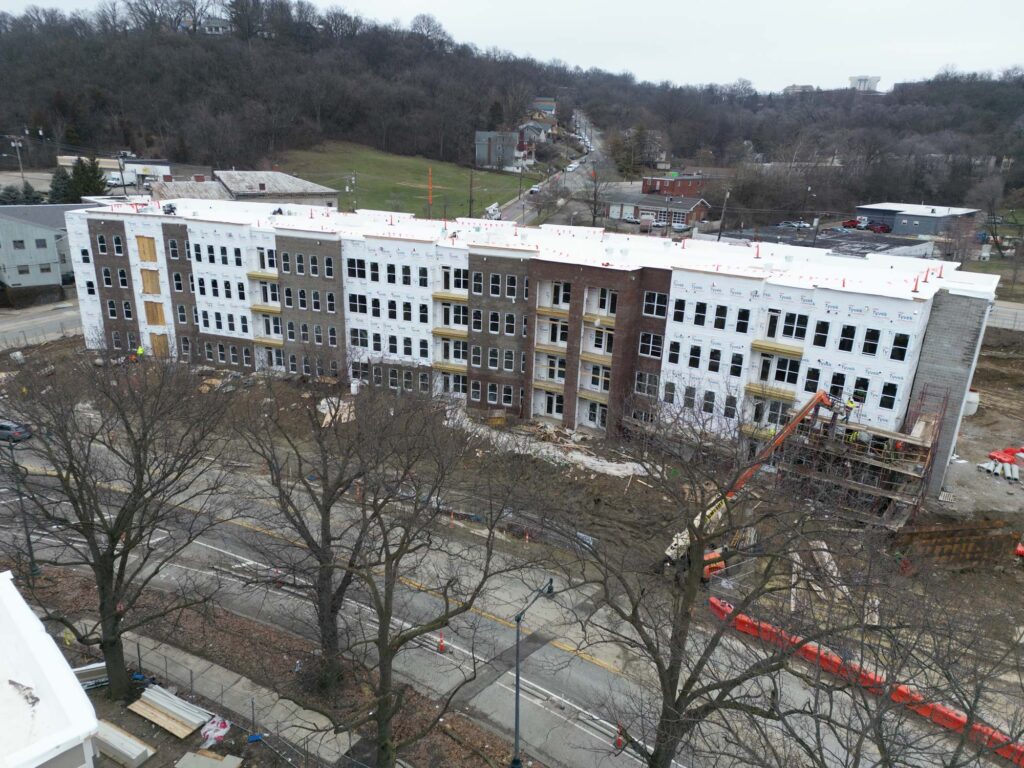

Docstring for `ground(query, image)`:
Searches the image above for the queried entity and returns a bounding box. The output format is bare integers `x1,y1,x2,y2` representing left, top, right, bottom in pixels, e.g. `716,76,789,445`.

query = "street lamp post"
509,578,554,768
9,441,38,585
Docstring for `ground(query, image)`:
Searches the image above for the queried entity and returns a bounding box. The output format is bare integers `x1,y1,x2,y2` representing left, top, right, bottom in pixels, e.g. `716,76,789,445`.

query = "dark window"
694,302,707,326
736,308,750,334
639,332,663,358
838,325,856,352
724,395,737,419
714,305,727,330
862,328,880,356
891,333,910,361
782,313,808,339
853,377,869,403
708,349,721,373
880,382,898,410
767,309,780,338
813,321,829,347
668,341,680,365
774,357,800,384
830,372,846,399
688,345,701,368
730,353,743,377
805,367,820,393
702,391,715,414
642,291,667,318
672,299,685,322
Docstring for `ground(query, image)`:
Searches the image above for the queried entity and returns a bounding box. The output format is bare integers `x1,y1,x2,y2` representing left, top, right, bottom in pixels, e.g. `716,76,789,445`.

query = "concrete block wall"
907,289,991,495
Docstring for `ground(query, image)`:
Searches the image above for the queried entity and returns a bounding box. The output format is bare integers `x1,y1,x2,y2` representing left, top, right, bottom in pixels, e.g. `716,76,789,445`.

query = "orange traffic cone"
438,630,446,654
615,724,624,750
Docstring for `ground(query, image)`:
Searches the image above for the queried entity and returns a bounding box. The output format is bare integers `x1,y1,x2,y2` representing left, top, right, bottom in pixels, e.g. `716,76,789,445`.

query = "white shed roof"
0,571,97,768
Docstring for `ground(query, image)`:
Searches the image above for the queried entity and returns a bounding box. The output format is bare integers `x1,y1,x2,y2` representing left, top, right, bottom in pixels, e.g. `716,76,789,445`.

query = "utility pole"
717,190,731,242
10,139,25,184
468,170,474,219
508,579,554,768
117,151,130,197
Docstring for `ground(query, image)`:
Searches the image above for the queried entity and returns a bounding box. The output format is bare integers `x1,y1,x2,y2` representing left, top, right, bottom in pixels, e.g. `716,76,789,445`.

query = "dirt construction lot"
940,327,1024,519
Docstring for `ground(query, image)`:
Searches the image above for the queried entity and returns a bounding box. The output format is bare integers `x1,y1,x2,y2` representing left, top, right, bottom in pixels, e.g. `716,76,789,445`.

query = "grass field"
963,255,1024,301
278,141,542,219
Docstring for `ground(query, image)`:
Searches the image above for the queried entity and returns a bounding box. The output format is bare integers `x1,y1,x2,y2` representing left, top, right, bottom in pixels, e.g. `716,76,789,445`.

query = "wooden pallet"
128,697,199,739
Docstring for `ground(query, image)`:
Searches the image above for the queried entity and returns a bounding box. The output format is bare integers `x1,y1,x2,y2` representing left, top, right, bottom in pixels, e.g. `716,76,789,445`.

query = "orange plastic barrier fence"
708,598,1024,766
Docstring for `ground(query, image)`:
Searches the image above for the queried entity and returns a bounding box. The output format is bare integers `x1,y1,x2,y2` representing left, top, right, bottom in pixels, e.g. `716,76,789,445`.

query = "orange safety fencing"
708,597,1024,766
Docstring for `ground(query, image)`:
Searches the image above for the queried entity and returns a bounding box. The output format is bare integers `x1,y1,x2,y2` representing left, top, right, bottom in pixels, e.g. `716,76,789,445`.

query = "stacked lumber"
127,685,213,739
73,661,109,690
95,720,155,767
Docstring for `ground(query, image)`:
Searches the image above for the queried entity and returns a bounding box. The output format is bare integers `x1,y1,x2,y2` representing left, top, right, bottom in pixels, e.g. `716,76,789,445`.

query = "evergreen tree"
487,101,504,131
49,166,72,203
20,181,42,204
0,185,21,204
69,158,108,202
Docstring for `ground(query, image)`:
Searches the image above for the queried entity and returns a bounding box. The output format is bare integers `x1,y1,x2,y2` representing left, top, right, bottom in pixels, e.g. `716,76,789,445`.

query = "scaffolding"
770,387,948,529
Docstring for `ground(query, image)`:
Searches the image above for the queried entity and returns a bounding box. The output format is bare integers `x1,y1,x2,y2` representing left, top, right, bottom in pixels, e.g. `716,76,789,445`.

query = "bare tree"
235,377,429,690
0,358,234,699
333,391,532,768
541,397,903,768
576,160,614,226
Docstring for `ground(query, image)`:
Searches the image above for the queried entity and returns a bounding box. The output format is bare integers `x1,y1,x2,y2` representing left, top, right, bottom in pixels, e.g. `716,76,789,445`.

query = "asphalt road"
1,468,684,768
0,299,82,350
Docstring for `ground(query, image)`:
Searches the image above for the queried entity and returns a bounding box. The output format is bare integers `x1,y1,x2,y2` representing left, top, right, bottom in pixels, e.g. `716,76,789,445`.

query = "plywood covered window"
141,270,161,294
137,236,158,262
144,301,165,325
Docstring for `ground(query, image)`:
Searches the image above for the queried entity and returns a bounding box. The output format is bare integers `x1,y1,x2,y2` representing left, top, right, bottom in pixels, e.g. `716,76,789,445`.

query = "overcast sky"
8,0,1022,92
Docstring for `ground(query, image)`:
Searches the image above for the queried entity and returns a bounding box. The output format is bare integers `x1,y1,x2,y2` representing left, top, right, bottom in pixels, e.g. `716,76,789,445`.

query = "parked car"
566,163,579,172
622,215,640,224
528,185,542,194
650,221,667,228
777,221,798,228
0,420,31,442
792,220,812,229
867,222,892,233
842,219,861,228
671,223,692,232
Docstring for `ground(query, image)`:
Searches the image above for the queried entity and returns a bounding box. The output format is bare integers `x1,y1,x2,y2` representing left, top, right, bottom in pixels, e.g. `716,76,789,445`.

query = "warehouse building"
66,200,997,495
854,202,979,236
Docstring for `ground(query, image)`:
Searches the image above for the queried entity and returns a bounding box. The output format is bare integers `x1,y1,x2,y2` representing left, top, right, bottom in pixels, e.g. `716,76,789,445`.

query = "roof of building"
0,571,97,767
0,204,90,231
213,171,336,197
856,202,980,218
150,180,232,201
69,199,999,303
601,189,710,211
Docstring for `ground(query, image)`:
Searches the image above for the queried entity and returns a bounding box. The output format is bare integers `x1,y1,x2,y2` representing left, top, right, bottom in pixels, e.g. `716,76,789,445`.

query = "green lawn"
963,255,1024,301
278,141,542,219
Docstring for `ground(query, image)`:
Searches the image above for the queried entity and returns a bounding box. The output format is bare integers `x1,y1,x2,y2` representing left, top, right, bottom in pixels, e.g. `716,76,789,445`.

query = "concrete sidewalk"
119,630,358,764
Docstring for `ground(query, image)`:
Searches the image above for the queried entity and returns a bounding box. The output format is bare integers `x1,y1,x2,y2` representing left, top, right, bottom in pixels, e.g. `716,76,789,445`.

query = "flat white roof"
0,571,97,768
69,199,999,302
856,202,980,218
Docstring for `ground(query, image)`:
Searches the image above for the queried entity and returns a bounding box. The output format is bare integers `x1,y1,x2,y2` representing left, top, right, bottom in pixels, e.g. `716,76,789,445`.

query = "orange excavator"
663,390,841,579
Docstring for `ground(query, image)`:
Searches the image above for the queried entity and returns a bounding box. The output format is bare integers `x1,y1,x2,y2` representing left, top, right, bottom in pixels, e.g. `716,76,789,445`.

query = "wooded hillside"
1,3,1021,209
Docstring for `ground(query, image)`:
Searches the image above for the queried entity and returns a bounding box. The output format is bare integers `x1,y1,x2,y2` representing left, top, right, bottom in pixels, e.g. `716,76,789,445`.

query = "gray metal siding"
0,218,64,288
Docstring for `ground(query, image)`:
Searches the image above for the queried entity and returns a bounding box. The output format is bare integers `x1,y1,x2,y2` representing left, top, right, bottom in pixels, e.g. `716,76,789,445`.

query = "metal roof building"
855,202,980,236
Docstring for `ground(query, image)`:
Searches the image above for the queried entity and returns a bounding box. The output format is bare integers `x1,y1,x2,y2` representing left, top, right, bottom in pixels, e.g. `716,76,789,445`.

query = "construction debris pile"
977,444,1024,482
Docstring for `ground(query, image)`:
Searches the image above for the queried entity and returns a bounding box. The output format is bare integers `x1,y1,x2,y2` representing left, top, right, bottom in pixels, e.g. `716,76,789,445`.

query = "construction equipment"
663,390,840,574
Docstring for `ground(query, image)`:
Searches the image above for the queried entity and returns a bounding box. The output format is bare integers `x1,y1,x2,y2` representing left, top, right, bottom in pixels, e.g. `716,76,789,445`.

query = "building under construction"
767,388,945,529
